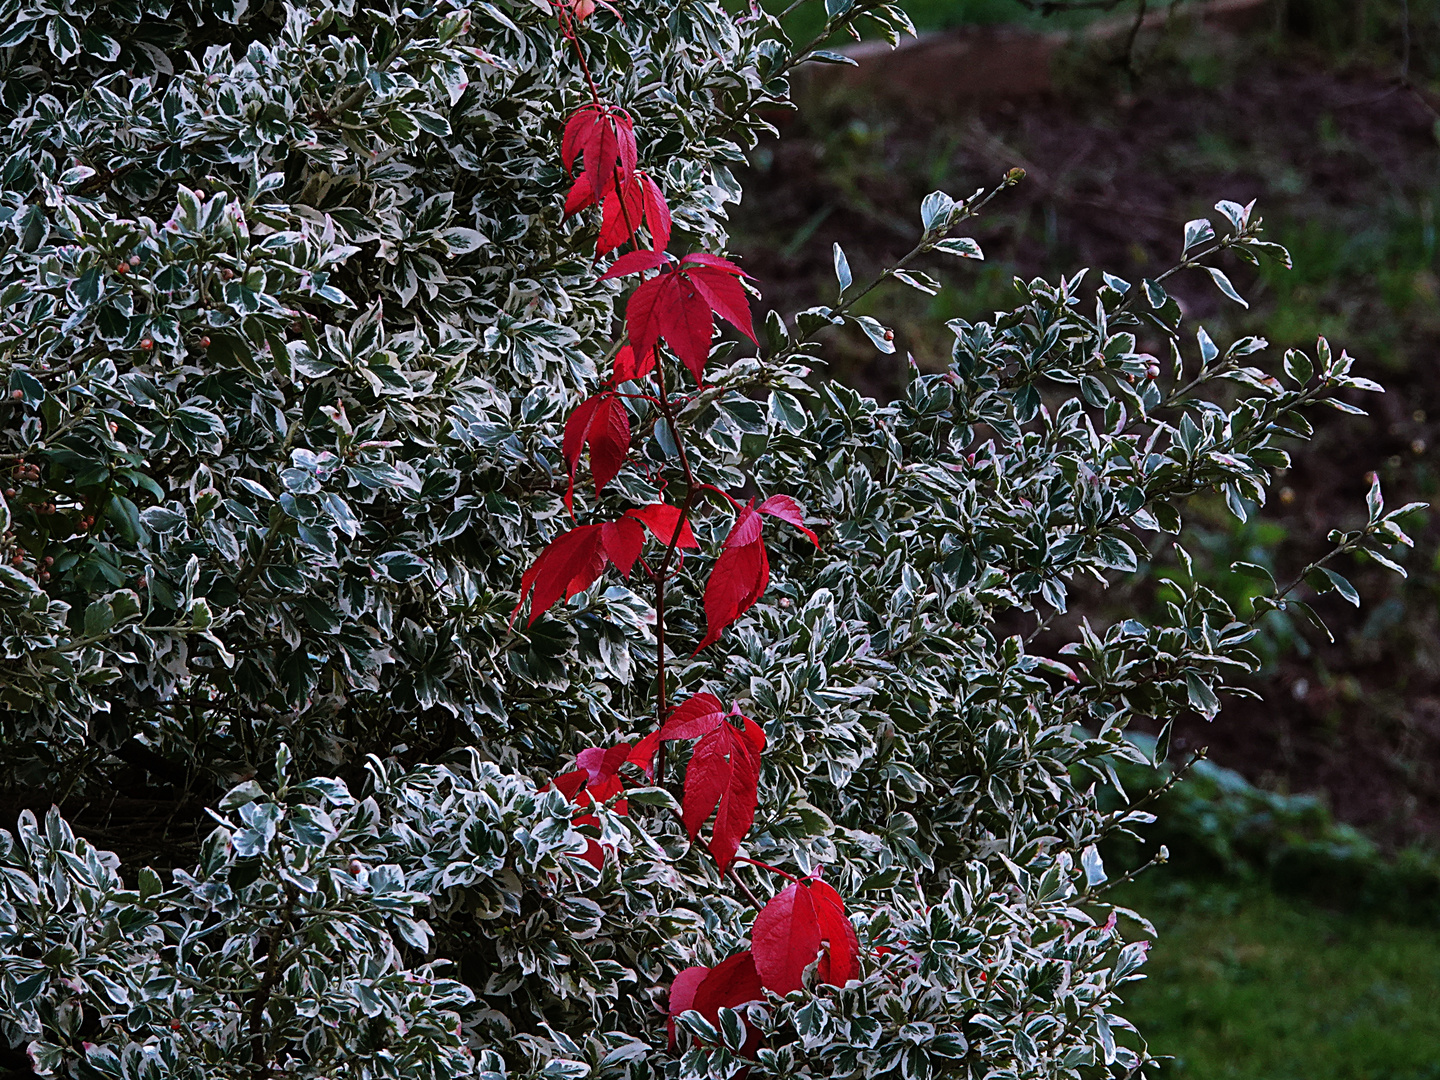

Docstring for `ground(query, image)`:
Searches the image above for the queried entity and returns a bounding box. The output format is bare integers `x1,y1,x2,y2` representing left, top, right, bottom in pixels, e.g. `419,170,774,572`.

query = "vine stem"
648,350,702,784
735,856,801,883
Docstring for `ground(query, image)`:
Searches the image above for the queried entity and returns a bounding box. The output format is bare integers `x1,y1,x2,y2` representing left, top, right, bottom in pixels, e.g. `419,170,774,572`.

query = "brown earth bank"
728,16,1440,848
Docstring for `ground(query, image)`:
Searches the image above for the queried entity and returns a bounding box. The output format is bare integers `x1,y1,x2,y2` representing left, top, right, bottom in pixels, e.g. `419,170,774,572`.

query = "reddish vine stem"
556,7,603,106
735,856,800,884
649,354,701,785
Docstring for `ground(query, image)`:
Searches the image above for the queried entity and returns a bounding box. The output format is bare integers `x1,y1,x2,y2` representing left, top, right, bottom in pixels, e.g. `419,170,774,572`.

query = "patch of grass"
1116,877,1440,1080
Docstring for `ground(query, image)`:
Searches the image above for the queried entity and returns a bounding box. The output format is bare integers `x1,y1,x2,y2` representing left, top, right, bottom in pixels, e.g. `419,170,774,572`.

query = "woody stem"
651,355,700,783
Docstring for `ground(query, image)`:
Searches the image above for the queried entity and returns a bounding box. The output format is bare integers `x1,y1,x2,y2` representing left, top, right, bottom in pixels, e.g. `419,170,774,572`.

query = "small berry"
140,338,154,350
116,262,128,274
43,556,52,566
39,570,49,581
348,858,363,876
3,490,12,498
10,553,22,566
129,254,140,266
1146,363,1161,379
10,389,21,400
199,336,211,348
883,329,895,342
194,191,204,201
109,422,118,434
170,1019,182,1031
220,268,234,280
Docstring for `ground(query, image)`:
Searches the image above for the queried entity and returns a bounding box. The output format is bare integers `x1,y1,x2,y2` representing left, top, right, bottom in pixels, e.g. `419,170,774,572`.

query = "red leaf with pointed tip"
563,393,630,511
600,249,669,281
752,882,822,995
681,718,762,871
551,768,588,802
680,252,752,277
597,175,645,255
626,270,714,382
808,878,859,986
513,514,651,624
697,540,769,651
564,172,598,217
724,503,764,548
597,172,671,256
659,692,726,741
599,518,644,579
628,729,661,780
612,343,655,382
757,494,820,547
640,174,672,252
625,502,698,551
687,265,756,345
513,525,606,625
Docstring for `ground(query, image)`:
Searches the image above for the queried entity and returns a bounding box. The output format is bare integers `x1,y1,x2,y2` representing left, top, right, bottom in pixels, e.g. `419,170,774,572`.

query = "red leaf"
667,965,711,1047
551,768,589,802
628,729,661,779
576,742,632,792
697,540,769,651
512,516,645,624
640,173,672,252
626,271,714,382
563,392,630,511
625,502,698,551
658,692,726,740
686,265,756,345
611,343,655,382
669,953,765,1052
757,494,820,547
564,171,598,217
681,718,762,871
752,882,822,995
808,878,859,986
561,104,637,198
599,518,644,578
570,813,606,869
693,950,765,1024
680,252,752,278
597,172,671,256
724,503,764,548
599,249,669,280
597,175,645,255
513,525,606,625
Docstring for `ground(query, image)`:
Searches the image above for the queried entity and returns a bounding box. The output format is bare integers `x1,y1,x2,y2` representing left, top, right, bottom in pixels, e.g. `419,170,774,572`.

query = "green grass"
1117,878,1440,1080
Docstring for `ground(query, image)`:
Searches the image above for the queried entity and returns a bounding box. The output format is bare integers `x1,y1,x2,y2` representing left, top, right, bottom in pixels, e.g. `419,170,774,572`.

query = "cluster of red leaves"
548,737,657,868
515,491,818,650
511,503,696,625
561,104,671,257
547,51,858,1062
601,251,757,384
667,876,857,1048
658,693,764,871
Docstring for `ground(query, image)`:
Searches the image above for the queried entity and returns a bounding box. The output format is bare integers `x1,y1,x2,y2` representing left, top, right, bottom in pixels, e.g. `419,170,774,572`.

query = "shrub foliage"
0,1,1418,1078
